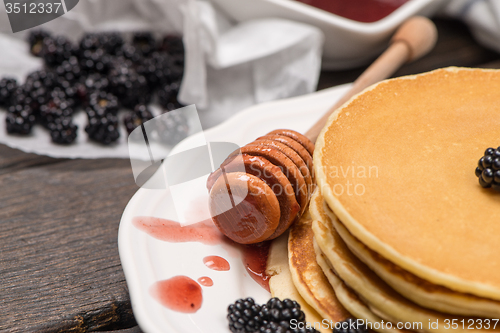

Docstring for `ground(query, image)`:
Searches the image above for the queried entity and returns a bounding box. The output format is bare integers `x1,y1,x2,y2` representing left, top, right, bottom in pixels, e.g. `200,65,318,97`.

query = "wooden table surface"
1,18,499,333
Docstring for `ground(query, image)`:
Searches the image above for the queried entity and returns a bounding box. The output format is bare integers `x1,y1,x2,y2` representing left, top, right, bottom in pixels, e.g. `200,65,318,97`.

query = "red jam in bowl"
296,0,409,23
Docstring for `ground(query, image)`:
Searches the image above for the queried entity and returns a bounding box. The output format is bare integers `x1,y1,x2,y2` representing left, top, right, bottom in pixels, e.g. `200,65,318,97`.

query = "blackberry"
14,80,49,113
42,36,76,67
28,29,51,57
5,104,36,135
26,69,57,90
88,91,119,116
333,318,368,333
98,32,124,55
227,298,318,333
117,43,143,64
124,104,154,134
79,33,101,51
39,98,74,128
0,78,18,107
85,112,120,145
79,48,111,74
476,147,500,192
157,81,183,111
156,109,189,145
82,73,110,91
80,32,124,55
227,297,262,333
55,56,82,83
159,35,184,56
137,52,183,89
132,32,156,56
137,52,170,89
109,66,150,108
48,117,78,144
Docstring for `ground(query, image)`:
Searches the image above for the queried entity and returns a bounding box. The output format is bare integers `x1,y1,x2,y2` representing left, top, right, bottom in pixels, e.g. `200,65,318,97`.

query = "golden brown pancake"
288,216,351,322
315,67,500,299
309,190,500,317
311,196,500,332
314,241,411,333
267,231,332,333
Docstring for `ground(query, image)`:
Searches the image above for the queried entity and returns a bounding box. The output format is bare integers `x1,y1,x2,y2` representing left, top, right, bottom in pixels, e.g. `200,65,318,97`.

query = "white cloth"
443,0,500,53
0,0,323,158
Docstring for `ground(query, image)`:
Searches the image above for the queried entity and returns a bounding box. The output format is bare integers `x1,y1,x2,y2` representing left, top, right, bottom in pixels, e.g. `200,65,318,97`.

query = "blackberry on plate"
157,81,183,111
28,29,51,57
109,66,150,108
48,117,78,144
88,91,119,115
227,297,318,333
156,109,189,145
476,147,500,192
0,78,18,107
333,318,368,333
132,32,156,56
227,297,262,333
42,36,76,67
85,112,120,145
6,104,36,135
124,104,154,134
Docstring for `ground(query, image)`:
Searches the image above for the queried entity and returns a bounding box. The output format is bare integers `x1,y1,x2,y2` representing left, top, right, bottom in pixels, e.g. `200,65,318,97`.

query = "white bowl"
210,0,448,69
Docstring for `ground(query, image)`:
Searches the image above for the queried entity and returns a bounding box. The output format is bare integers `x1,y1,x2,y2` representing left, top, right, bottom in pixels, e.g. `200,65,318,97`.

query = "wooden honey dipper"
207,17,438,244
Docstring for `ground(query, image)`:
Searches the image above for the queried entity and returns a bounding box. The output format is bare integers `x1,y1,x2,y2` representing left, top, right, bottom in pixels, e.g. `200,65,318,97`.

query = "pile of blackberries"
227,297,320,333
1,29,186,145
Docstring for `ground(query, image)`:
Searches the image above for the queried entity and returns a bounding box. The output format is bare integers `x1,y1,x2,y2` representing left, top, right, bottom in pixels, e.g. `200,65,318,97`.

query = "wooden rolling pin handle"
305,16,437,143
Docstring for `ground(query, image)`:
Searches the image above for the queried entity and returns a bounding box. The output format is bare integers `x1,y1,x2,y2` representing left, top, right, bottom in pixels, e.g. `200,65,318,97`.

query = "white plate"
118,83,351,333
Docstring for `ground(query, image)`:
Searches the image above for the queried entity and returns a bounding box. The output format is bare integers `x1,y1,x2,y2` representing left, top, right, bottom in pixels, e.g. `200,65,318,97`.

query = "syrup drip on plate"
241,241,271,292
150,276,203,313
134,216,271,311
203,256,230,271
132,217,224,245
198,276,214,287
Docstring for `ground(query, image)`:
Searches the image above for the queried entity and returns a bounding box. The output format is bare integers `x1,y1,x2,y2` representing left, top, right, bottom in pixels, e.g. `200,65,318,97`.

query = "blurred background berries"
1,29,186,145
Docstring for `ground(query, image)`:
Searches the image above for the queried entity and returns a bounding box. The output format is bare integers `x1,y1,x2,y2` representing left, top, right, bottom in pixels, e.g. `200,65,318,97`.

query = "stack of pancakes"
267,68,500,333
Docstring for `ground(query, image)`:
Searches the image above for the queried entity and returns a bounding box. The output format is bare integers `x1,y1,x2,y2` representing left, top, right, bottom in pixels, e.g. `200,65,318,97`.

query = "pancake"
314,67,500,299
314,242,411,333
309,190,500,317
267,231,331,333
311,203,500,333
288,216,351,322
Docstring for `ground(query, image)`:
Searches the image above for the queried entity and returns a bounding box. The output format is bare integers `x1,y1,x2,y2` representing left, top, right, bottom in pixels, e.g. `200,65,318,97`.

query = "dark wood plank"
0,158,138,332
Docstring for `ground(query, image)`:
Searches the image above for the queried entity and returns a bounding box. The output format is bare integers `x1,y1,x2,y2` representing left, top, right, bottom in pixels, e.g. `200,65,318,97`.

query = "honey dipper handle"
305,16,437,143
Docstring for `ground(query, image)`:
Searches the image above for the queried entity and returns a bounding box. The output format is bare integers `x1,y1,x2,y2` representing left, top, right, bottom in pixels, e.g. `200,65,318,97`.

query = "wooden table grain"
0,18,498,333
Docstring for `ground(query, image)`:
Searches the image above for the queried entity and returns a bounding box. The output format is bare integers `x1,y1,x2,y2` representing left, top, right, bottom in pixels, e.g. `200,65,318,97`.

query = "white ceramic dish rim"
118,84,352,333
262,0,437,33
